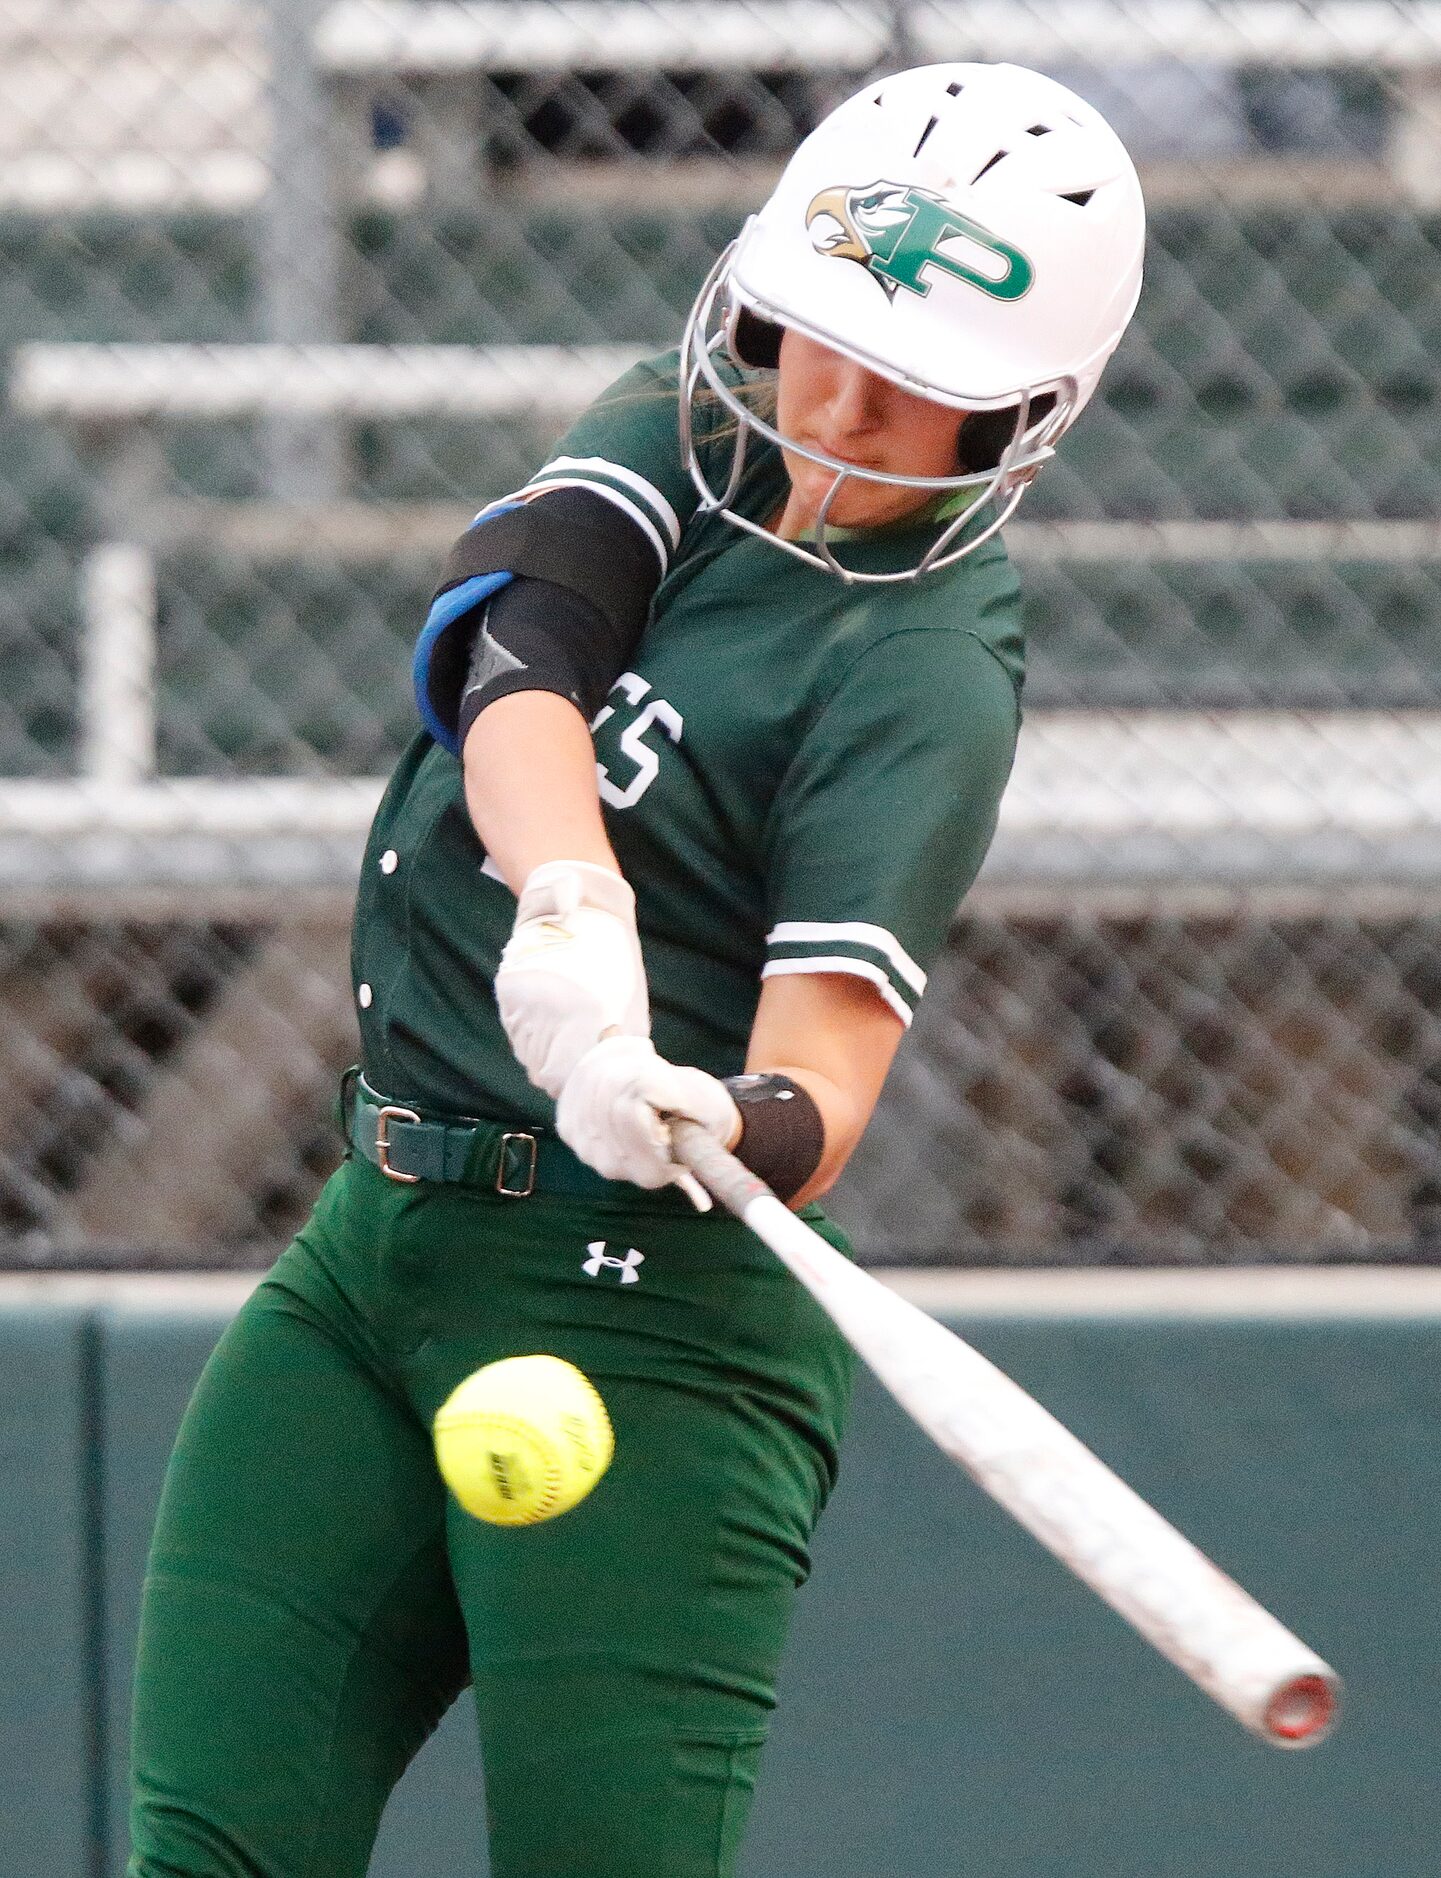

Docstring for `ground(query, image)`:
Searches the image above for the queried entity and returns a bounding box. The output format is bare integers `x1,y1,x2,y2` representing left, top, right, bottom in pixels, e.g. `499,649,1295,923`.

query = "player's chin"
788,475,899,534
825,487,933,533
780,458,931,537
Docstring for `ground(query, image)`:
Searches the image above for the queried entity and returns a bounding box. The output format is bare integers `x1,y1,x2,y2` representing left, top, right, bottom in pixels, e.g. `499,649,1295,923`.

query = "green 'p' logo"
806,181,1034,303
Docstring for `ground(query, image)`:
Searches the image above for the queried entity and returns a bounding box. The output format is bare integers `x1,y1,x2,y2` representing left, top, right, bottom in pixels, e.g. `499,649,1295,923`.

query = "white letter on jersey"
592,672,683,810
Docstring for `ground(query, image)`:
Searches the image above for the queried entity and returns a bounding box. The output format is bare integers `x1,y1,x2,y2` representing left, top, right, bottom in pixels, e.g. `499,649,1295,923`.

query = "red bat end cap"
1264,1673,1341,1746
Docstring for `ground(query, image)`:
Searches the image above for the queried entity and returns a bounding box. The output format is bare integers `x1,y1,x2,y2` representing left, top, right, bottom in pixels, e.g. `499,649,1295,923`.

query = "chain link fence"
4,0,1441,1262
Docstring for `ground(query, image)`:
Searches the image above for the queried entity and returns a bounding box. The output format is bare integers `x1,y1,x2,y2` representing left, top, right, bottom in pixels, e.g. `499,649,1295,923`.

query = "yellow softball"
433,1355,614,1526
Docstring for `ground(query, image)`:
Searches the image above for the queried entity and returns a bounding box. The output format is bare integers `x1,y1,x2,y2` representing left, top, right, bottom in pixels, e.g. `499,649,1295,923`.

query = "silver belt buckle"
496,1131,538,1198
374,1103,422,1183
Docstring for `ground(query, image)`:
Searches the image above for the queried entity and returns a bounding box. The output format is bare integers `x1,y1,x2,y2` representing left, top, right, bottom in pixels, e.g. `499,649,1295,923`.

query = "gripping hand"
556,1036,740,1209
495,861,649,1098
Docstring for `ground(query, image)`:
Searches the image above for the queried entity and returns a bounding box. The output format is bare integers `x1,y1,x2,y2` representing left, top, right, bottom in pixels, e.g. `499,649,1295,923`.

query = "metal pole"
259,0,345,499
80,543,158,783
1392,68,1441,208
883,0,919,76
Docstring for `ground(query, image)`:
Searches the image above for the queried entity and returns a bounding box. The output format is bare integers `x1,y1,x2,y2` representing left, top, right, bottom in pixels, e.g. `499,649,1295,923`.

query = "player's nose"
821,357,889,437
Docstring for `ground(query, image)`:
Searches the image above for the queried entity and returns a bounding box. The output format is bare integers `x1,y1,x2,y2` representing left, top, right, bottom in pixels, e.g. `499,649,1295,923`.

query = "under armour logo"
582,1241,644,1284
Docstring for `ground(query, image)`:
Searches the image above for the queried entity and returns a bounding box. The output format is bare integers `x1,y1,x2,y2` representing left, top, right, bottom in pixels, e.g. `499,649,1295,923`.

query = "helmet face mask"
681,249,1074,583
680,61,1145,582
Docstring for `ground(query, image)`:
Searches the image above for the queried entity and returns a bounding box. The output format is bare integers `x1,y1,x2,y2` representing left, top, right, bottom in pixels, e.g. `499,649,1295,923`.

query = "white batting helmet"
680,63,1146,580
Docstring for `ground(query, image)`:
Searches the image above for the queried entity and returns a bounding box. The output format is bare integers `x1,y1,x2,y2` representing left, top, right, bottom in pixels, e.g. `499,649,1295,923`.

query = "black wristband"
721,1073,825,1202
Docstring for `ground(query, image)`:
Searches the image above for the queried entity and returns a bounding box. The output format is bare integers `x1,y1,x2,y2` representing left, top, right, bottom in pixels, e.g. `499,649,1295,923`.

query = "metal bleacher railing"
4,0,1441,1262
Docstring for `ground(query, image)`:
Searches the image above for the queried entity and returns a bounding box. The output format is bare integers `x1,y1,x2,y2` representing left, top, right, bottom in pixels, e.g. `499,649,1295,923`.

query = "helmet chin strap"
680,244,1070,584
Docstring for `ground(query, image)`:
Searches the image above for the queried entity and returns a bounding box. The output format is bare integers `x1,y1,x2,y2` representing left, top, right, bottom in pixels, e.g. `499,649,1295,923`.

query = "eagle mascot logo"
805,180,1034,303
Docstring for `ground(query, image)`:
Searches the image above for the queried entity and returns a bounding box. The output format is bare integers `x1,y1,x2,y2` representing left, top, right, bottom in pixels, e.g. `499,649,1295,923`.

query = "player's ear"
957,392,1056,473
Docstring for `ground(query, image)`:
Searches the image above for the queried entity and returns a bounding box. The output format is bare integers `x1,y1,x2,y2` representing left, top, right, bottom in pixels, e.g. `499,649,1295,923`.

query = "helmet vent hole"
913,115,939,157
972,149,1007,184
945,81,964,96
1026,123,1052,136
1060,187,1095,207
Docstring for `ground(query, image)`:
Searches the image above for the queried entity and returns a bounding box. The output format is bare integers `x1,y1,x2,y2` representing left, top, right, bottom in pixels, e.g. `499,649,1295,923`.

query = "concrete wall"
2,1270,1438,1878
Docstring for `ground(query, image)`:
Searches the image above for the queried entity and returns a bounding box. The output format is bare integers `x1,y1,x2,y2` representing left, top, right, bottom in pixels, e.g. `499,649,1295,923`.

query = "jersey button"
357,982,373,1009
379,849,399,874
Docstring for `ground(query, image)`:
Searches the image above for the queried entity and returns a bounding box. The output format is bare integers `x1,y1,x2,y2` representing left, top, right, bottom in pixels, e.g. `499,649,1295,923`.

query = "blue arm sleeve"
412,567,515,757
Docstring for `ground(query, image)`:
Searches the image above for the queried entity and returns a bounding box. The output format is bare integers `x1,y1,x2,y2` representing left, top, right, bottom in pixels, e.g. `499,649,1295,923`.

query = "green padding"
748,1317,1441,1878
96,1305,486,1877
84,1304,1441,1877
100,1310,237,1873
0,1306,93,1878
370,1702,486,1878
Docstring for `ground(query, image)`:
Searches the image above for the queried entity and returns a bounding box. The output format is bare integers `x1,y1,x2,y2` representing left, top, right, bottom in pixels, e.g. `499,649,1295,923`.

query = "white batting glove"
495,860,649,1099
555,1035,741,1211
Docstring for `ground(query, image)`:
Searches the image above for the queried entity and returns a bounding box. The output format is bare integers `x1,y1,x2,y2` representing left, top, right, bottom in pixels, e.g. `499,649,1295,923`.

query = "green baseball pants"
128,1152,855,1877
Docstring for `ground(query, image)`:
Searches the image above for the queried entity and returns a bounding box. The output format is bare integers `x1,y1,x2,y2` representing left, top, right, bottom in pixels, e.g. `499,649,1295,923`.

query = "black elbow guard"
454,576,624,749
414,485,663,753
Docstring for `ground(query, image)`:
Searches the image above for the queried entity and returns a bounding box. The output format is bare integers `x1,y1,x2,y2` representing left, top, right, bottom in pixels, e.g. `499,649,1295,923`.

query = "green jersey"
352,351,1024,1123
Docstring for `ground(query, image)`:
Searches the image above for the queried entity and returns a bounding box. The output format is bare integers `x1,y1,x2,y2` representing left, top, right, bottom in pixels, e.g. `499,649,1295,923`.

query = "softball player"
129,64,1143,1878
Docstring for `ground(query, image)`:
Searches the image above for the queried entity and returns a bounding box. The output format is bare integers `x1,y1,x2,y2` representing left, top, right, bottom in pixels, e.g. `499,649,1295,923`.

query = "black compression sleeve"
455,576,626,746
437,485,661,641
721,1073,826,1201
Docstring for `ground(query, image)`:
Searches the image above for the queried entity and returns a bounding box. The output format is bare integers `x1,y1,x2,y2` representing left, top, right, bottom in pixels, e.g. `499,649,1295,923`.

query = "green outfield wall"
2,1272,1437,1878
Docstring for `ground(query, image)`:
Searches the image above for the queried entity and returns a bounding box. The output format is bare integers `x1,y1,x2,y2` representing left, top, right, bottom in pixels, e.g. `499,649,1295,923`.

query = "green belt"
341,1068,659,1202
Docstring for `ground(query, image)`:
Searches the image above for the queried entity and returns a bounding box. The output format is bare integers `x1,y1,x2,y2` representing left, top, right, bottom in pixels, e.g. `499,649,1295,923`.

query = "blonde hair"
591,366,777,449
